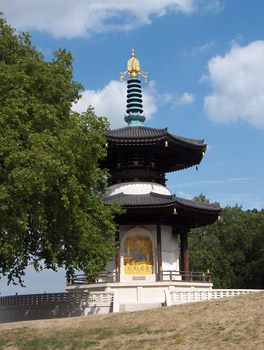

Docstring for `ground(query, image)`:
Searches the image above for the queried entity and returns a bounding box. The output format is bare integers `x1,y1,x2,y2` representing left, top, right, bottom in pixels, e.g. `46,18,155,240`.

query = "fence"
1,289,263,323
68,270,211,285
68,272,118,285
0,292,114,323
167,289,263,306
161,270,212,282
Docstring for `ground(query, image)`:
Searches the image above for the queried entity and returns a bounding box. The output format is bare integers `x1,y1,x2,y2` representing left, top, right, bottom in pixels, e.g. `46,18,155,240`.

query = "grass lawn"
0,291,263,349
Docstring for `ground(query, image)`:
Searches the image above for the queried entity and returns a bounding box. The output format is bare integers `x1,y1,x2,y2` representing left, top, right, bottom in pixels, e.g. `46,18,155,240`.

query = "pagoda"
67,50,221,310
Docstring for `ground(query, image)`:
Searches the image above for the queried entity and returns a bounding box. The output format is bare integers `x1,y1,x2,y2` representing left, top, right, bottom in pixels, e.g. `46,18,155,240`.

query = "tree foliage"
189,195,264,289
0,14,121,285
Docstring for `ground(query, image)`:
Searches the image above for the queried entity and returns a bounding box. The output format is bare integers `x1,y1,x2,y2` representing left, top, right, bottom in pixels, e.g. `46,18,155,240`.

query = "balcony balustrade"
67,270,212,285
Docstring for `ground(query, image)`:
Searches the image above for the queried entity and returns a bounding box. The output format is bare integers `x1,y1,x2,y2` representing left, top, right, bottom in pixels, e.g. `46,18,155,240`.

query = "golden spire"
120,49,148,82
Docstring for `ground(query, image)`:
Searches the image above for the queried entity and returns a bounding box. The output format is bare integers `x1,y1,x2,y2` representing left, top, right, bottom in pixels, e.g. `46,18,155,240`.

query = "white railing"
0,292,114,323
68,272,119,285
168,289,263,305
161,270,212,282
0,292,113,307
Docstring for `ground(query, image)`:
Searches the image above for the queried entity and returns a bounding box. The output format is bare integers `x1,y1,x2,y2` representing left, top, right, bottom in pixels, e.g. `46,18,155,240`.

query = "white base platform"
66,281,213,312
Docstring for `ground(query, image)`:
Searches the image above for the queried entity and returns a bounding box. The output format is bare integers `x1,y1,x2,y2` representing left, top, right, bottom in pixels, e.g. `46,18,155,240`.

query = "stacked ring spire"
120,50,147,126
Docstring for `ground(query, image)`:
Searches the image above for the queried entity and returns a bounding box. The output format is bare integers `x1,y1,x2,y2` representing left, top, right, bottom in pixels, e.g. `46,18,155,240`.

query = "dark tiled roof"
176,197,220,212
107,126,205,148
104,192,221,213
169,134,204,146
107,126,167,138
104,192,176,206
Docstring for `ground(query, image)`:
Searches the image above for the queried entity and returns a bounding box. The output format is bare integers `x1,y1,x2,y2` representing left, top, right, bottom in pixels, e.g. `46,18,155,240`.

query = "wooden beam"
180,227,189,281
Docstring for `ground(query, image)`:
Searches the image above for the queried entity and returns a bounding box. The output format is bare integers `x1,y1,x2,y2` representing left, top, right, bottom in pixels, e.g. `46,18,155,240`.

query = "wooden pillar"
157,223,162,281
115,229,120,282
180,227,189,281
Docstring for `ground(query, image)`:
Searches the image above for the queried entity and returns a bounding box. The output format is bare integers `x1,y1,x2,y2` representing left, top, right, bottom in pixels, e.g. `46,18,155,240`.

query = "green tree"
189,195,256,289
0,14,121,285
243,209,264,289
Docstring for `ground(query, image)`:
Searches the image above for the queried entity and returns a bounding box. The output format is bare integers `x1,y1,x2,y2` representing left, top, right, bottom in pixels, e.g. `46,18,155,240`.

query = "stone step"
120,303,163,312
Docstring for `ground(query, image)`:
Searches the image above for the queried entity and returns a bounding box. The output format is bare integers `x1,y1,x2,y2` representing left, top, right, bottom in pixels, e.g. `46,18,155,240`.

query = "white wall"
161,225,179,271
0,292,113,323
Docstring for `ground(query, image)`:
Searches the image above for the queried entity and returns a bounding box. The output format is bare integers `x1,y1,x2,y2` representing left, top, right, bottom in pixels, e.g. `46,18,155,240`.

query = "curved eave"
104,192,177,207
104,192,221,228
104,192,220,212
106,126,206,151
105,126,206,173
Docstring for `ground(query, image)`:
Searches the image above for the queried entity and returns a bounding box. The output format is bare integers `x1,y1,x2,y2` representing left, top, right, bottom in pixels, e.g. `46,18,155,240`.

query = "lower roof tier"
104,192,221,228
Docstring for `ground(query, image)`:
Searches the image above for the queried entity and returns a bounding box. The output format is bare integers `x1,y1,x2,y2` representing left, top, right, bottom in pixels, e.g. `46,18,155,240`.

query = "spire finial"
120,49,148,82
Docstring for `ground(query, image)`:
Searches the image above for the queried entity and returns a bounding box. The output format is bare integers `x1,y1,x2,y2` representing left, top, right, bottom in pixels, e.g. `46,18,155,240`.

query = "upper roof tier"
107,126,205,148
102,51,207,185
103,126,206,185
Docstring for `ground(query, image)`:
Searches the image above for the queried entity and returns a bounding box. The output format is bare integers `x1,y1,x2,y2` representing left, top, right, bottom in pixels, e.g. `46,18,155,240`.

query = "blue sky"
1,0,264,295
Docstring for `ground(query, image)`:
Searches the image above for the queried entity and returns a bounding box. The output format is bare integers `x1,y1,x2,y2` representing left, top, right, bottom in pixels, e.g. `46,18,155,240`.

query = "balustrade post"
189,271,193,281
66,274,74,285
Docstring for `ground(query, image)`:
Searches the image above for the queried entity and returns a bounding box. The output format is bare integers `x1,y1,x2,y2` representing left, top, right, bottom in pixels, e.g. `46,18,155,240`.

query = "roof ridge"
107,127,206,148
168,132,205,145
107,126,167,136
149,191,176,199
175,196,221,209
104,191,221,213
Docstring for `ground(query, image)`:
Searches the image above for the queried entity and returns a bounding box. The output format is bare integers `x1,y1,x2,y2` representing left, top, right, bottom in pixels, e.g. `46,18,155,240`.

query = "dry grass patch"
0,292,263,349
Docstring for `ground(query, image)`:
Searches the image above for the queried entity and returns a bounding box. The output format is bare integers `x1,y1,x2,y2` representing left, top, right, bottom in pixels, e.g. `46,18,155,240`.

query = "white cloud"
214,192,264,210
171,92,195,107
176,177,251,188
143,80,173,105
2,0,222,38
72,79,193,128
179,92,195,104
229,34,244,47
199,0,223,14
187,40,215,56
72,80,157,129
139,80,194,109
203,41,264,129
176,191,193,200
